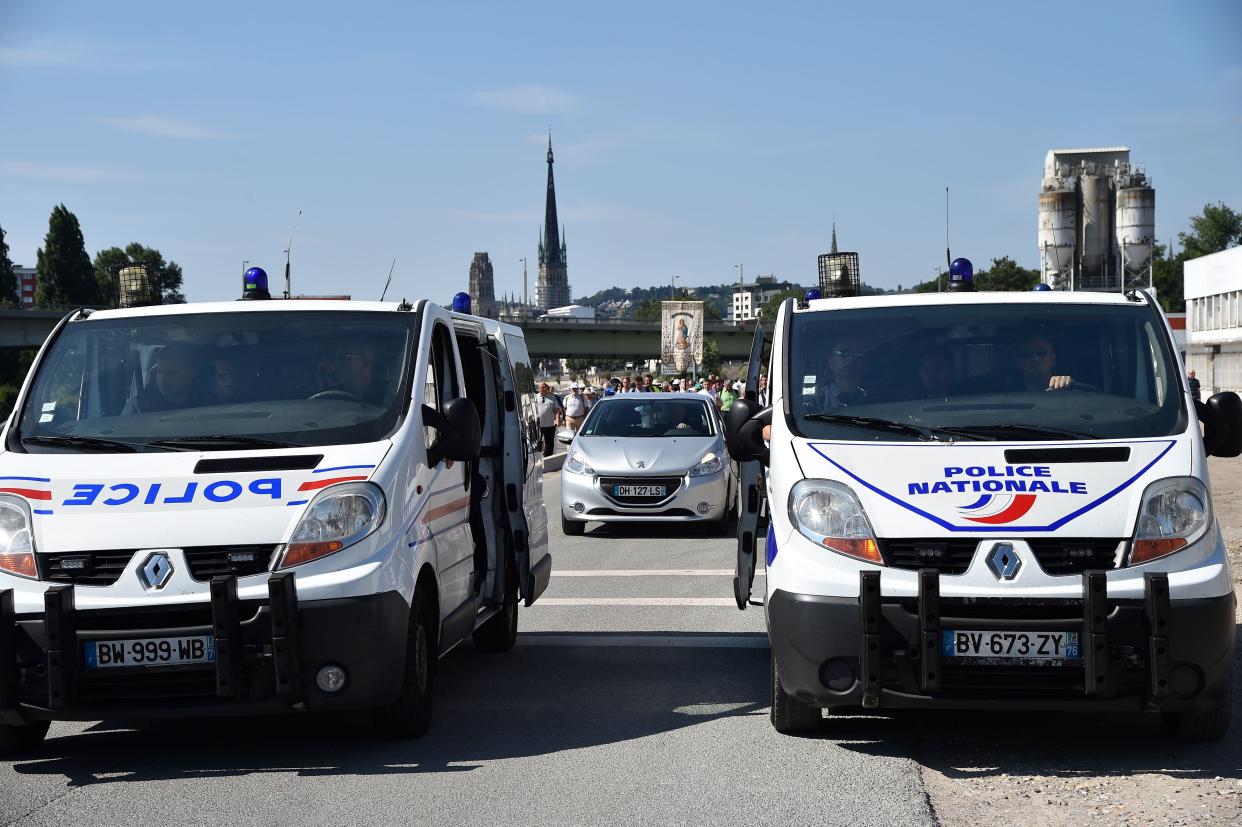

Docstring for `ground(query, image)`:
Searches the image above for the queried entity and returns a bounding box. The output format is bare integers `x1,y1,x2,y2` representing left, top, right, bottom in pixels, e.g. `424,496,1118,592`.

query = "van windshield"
786,301,1186,442
14,310,416,452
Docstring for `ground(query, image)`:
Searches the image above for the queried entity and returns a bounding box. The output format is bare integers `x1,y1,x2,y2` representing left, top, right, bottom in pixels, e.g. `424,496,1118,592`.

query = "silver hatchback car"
559,393,737,535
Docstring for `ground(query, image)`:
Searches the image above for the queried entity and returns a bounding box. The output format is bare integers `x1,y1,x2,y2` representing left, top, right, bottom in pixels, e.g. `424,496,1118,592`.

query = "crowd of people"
533,371,767,455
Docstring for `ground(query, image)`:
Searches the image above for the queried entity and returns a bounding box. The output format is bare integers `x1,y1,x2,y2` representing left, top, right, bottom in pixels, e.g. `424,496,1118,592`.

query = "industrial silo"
1116,177,1155,289
1038,189,1077,289
1079,169,1116,291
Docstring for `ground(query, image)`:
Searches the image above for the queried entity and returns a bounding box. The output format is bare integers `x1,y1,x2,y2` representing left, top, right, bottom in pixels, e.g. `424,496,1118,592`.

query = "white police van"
0,281,550,752
726,269,1240,740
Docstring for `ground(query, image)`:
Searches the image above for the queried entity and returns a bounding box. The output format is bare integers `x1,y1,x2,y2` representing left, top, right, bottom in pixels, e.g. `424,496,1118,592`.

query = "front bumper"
768,570,1235,712
561,468,729,522
0,574,410,723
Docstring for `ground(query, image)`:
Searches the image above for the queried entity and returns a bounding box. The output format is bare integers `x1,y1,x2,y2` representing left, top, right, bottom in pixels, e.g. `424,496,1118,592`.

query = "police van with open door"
0,277,550,752
727,268,1240,740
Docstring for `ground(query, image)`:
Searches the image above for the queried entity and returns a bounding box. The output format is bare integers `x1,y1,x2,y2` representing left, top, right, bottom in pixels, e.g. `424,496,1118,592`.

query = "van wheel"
562,514,585,536
0,721,50,755
770,651,822,734
376,587,437,738
1161,673,1232,741
473,559,519,653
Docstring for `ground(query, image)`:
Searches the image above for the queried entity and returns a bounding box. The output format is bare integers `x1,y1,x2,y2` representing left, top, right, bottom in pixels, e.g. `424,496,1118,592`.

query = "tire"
1161,672,1232,741
0,720,50,755
473,559,519,653
562,513,585,536
375,587,437,738
770,650,822,734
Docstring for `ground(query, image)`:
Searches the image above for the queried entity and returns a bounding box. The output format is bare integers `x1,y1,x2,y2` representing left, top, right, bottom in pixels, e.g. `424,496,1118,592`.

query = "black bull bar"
858,568,1171,708
0,572,300,718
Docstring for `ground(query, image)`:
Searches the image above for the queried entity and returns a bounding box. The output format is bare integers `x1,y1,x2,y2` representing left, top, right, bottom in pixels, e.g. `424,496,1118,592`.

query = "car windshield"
14,310,416,452
787,301,1186,442
581,397,716,438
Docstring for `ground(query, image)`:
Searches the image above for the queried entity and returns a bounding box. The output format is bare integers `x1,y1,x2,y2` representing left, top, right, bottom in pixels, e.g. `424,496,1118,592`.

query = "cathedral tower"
536,135,570,310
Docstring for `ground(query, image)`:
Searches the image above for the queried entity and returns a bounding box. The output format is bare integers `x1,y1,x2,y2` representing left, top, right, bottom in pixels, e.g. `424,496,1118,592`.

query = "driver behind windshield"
122,343,203,414
1014,333,1076,392
314,339,379,403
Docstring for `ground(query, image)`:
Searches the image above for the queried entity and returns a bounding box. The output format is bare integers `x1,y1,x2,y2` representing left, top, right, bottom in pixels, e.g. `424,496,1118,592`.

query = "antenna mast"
283,209,303,300
380,258,397,301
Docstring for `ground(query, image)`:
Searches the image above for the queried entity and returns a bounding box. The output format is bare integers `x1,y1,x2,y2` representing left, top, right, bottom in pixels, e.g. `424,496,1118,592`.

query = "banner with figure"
661,301,704,374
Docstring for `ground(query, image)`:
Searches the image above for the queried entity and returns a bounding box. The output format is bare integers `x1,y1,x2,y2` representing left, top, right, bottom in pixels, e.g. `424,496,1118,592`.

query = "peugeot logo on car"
138,552,174,590
986,543,1021,580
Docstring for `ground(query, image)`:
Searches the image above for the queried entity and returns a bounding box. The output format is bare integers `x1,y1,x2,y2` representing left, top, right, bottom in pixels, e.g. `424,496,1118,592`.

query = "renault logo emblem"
986,543,1021,580
138,552,174,590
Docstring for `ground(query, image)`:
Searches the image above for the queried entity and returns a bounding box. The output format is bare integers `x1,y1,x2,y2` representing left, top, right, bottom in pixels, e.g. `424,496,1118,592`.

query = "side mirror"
725,398,770,462
556,427,576,445
1197,392,1242,458
424,398,482,464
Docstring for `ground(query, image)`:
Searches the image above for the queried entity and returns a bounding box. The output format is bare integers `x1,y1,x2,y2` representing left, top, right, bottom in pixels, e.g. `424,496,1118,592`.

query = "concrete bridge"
0,307,760,361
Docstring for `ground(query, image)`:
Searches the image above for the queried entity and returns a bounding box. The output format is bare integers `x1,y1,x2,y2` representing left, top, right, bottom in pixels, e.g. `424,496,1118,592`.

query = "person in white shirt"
535,383,562,455
583,386,597,410
564,383,588,431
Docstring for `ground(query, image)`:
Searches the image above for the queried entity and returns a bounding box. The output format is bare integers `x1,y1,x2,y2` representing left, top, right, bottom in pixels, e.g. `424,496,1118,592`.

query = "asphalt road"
0,472,933,827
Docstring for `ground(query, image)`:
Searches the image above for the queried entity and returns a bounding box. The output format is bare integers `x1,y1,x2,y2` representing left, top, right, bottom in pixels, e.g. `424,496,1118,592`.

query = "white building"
14,266,36,306
1184,246,1242,395
731,276,798,323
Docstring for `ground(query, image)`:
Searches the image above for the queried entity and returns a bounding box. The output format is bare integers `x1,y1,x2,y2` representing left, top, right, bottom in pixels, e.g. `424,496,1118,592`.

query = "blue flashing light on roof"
947,257,975,293
452,292,471,313
242,267,271,300
804,288,822,302
1034,283,1053,291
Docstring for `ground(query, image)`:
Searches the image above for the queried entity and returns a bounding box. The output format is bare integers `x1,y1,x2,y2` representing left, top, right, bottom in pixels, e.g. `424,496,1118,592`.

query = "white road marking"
532,597,738,606
517,633,768,648
552,569,765,577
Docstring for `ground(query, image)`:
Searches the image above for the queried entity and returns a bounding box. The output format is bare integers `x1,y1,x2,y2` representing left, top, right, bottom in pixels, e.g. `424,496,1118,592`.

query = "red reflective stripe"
965,494,1037,525
297,475,369,492
422,495,472,524
0,488,52,500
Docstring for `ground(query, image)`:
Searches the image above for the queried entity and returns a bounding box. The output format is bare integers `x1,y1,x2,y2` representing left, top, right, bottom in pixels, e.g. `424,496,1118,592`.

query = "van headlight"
0,494,39,579
788,480,882,565
281,483,386,568
1128,477,1211,566
564,450,595,476
688,453,723,477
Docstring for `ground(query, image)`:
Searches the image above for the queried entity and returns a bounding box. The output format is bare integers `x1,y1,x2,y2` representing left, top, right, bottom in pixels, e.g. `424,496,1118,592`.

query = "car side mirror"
725,398,770,462
1197,392,1242,458
423,398,482,464
556,427,576,445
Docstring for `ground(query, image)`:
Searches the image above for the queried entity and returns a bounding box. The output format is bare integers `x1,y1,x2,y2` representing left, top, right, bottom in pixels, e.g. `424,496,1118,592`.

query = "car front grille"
881,538,1127,576
37,551,135,587
183,545,277,581
597,476,682,506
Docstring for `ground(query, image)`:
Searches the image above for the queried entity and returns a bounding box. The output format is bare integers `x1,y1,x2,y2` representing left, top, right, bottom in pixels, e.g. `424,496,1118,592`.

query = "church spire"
831,219,839,255
541,133,563,267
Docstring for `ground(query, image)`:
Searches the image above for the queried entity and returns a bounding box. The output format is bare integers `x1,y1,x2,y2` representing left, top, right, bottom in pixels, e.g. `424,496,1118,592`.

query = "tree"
35,204,97,305
701,337,722,375
93,243,186,305
0,224,16,305
1179,202,1242,260
1150,242,1185,313
634,299,662,322
760,288,803,320
974,257,1039,291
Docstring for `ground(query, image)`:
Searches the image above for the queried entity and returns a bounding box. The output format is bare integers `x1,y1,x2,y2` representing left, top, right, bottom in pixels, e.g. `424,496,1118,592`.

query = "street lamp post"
519,257,528,322
670,274,679,300
733,263,744,324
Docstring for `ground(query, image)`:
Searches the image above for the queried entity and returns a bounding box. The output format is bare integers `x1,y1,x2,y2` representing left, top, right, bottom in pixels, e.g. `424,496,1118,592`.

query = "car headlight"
689,453,723,477
0,494,38,579
787,479,882,564
564,450,595,476
281,482,386,568
1128,477,1211,566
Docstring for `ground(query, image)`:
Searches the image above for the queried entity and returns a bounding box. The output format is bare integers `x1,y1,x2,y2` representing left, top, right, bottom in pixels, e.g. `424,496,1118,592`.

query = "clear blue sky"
2,0,1239,302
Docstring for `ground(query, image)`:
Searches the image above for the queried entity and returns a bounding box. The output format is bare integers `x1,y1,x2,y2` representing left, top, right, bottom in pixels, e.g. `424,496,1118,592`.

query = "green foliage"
634,299,662,322
1150,242,1185,313
94,243,186,305
760,288,804,320
911,257,1038,293
0,349,37,419
701,337,721,375
0,224,17,304
36,204,97,305
1179,202,1242,260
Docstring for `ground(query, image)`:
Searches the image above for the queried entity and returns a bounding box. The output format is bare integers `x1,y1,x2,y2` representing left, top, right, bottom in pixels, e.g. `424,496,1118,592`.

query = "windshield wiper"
803,414,940,441
22,435,140,453
147,435,304,451
935,423,1096,441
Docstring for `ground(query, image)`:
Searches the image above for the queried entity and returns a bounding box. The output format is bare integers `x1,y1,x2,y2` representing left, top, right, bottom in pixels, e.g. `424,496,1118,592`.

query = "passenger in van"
212,356,242,404
820,336,871,409
1014,334,1076,392
122,343,203,414
918,350,956,400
